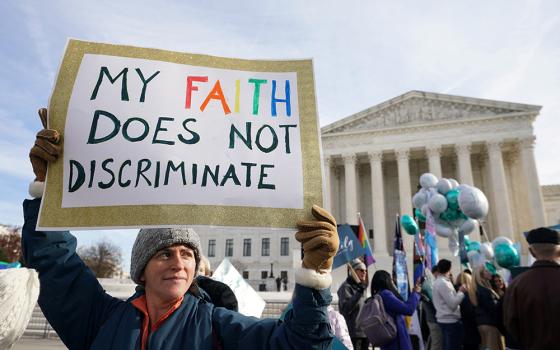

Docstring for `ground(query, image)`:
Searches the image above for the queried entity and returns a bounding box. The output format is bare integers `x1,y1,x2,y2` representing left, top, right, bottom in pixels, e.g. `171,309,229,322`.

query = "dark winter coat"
474,285,501,327
337,276,367,338
21,198,333,350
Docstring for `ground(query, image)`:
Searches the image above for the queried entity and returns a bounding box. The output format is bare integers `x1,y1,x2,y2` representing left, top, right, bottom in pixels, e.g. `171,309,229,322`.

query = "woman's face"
493,275,504,288
482,268,493,280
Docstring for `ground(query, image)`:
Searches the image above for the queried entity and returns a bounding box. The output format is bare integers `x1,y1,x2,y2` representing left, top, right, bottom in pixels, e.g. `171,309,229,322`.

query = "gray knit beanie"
130,227,201,285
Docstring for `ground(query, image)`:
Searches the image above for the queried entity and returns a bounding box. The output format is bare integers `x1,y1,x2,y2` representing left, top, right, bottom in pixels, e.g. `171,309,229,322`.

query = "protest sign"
212,259,266,318
332,224,366,269
38,39,322,230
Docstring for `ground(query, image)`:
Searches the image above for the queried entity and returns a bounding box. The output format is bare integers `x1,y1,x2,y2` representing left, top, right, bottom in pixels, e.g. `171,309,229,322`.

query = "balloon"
429,194,448,214
401,215,419,235
435,223,454,238
479,242,494,260
485,262,497,275
439,208,460,222
467,241,481,252
412,191,428,209
460,219,477,235
448,233,459,256
419,173,438,189
449,179,459,188
468,250,485,268
436,178,452,195
446,189,460,210
492,236,514,251
415,208,426,223
458,186,489,219
421,204,430,218
494,243,520,269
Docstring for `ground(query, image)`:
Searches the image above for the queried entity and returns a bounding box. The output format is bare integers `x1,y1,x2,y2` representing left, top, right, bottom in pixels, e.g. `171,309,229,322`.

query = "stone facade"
543,185,560,226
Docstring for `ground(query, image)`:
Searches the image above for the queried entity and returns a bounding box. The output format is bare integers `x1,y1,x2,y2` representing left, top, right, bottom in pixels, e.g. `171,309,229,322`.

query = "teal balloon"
467,241,481,252
446,189,460,210
415,208,426,223
494,243,520,269
401,215,419,235
485,262,497,275
440,208,460,222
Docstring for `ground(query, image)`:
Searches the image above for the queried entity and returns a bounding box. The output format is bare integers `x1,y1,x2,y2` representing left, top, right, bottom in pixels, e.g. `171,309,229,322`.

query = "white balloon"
412,191,427,209
449,179,459,188
458,186,489,219
479,242,494,260
419,173,439,189
435,223,454,238
421,204,430,218
492,236,514,250
436,178,452,195
448,234,459,256
428,193,448,214
457,184,471,191
459,219,477,235
467,250,485,268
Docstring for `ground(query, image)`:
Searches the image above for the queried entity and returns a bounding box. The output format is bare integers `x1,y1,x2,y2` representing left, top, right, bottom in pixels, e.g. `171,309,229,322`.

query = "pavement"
12,338,67,350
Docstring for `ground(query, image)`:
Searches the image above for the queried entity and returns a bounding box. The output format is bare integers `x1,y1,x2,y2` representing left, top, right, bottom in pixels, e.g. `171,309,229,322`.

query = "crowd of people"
334,225,560,350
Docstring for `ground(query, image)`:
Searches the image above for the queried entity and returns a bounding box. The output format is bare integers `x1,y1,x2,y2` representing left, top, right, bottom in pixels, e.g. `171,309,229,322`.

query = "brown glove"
296,205,339,272
29,108,62,181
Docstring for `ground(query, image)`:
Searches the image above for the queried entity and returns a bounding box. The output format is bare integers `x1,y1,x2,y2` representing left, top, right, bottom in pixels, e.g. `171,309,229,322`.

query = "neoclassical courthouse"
201,91,560,290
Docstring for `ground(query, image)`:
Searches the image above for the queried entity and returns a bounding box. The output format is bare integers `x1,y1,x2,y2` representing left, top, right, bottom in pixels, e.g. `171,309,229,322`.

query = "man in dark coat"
337,259,369,350
503,227,560,350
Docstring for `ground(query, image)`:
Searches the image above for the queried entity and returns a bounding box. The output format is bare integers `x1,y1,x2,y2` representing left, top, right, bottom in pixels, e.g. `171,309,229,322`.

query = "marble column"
396,148,414,271
323,157,333,212
343,154,359,225
396,149,413,218
369,151,388,255
426,145,442,178
518,137,547,227
456,142,474,185
486,141,514,238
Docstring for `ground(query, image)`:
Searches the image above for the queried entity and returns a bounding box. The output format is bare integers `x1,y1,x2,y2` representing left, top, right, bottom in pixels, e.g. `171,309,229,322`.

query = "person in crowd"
490,274,506,298
198,255,212,277
432,259,466,350
370,270,421,350
469,265,504,350
455,272,480,350
327,305,354,350
23,108,338,350
503,227,560,350
420,266,442,350
338,259,369,350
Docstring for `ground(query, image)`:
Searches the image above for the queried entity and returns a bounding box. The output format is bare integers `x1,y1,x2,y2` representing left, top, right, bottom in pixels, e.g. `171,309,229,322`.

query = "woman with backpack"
370,270,422,350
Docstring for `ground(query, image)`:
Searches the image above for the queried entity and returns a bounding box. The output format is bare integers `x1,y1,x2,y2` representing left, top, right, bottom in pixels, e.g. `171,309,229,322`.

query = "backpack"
358,294,397,346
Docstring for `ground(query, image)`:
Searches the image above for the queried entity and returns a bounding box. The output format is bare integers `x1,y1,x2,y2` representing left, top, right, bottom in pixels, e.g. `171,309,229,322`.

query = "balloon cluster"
465,236,520,270
408,173,489,255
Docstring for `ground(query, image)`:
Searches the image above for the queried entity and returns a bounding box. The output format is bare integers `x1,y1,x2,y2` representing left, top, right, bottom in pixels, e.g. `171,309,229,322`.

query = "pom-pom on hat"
130,227,201,285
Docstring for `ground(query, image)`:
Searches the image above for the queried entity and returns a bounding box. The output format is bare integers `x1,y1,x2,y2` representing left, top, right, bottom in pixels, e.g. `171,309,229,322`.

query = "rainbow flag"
357,213,375,266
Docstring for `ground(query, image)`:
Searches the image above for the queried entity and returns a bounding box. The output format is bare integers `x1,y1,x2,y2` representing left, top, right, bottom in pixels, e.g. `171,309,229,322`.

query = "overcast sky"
1,0,558,270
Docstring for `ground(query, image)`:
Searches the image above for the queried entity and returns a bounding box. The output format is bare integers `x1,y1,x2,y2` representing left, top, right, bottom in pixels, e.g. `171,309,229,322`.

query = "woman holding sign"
22,108,338,350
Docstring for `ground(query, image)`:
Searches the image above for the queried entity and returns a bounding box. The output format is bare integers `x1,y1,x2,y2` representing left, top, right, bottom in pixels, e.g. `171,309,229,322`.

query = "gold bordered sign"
38,39,322,230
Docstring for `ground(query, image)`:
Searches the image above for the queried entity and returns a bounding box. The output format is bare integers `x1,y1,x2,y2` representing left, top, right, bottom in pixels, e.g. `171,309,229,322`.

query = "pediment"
322,91,541,135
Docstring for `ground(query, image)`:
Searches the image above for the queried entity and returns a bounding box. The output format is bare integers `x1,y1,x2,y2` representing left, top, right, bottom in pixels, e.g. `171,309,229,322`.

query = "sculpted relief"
333,97,519,133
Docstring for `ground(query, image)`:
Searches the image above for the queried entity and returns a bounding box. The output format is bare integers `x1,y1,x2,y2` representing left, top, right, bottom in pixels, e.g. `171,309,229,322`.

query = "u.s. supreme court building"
199,91,559,291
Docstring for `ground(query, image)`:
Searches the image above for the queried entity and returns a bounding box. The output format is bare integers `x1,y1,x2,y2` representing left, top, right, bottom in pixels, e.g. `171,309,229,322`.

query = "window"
280,237,289,256
261,238,270,256
261,271,268,279
207,239,216,257
242,271,249,279
225,239,233,257
243,238,251,256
